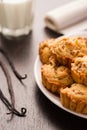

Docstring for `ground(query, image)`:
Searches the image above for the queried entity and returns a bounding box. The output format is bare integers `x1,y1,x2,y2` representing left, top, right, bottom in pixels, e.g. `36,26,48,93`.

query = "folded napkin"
44,0,87,34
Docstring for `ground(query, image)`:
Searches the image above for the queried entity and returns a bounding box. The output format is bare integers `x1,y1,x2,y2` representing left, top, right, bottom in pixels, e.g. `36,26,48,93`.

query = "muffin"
39,39,56,64
41,64,73,94
51,37,87,66
60,83,87,114
71,56,87,86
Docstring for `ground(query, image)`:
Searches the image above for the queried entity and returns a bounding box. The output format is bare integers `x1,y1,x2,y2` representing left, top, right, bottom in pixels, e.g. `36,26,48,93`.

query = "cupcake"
41,64,73,94
39,39,56,64
60,83,87,114
51,37,87,66
71,56,87,86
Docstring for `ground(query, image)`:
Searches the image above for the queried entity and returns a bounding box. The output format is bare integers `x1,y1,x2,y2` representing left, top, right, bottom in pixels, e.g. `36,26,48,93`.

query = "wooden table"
0,0,87,129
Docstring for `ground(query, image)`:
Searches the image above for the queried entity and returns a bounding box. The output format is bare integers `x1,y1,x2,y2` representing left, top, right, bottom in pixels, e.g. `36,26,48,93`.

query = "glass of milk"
0,0,33,38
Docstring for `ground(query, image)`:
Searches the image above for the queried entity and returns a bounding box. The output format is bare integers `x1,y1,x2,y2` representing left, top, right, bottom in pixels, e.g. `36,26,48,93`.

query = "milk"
0,0,33,37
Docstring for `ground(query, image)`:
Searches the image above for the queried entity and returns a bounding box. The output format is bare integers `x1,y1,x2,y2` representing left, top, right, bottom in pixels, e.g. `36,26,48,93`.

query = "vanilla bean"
0,61,15,120
0,48,27,86
0,48,27,120
0,89,26,118
7,108,27,117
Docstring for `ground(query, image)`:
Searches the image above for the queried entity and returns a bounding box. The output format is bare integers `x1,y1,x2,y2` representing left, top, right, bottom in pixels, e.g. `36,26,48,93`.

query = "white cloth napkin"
44,0,87,34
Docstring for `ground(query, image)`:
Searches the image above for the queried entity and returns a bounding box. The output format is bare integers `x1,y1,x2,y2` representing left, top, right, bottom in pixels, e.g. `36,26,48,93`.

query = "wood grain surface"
0,0,87,130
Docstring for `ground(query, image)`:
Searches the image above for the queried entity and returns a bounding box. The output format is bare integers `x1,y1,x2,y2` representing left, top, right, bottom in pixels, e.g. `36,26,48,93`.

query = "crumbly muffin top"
71,56,87,74
51,37,87,59
39,39,55,64
41,64,73,86
62,83,87,102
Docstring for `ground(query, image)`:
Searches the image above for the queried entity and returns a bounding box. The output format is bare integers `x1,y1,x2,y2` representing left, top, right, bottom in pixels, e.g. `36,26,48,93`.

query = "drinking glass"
0,0,34,39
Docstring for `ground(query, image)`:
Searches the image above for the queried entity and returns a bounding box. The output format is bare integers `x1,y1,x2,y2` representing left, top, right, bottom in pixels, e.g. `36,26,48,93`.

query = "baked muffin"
60,83,87,114
71,56,87,86
41,64,73,94
39,39,56,64
51,37,87,66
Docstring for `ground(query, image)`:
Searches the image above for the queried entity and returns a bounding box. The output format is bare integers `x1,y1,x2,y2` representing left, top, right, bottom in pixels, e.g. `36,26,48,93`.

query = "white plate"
34,31,87,119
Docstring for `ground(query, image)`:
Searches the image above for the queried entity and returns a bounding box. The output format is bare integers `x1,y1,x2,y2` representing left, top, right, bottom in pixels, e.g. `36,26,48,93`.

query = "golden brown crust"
41,64,73,94
39,39,55,64
71,56,87,86
60,83,87,114
51,37,87,66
